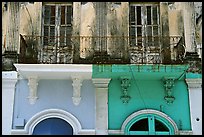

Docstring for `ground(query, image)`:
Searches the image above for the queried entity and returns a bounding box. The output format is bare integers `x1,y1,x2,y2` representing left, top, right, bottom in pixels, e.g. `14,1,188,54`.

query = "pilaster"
2,71,18,135
185,78,202,135
92,78,111,135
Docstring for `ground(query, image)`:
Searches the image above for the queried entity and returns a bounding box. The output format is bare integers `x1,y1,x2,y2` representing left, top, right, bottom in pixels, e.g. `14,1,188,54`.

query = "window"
129,3,160,47
129,116,170,135
155,119,169,131
43,3,72,47
42,3,73,63
130,118,148,131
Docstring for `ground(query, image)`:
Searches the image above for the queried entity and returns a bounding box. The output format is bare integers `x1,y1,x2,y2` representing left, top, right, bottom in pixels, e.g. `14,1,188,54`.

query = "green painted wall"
186,72,202,79
108,79,191,130
93,64,191,131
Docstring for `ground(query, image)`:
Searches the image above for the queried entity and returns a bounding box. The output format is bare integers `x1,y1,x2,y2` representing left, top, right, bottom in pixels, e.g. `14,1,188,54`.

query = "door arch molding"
121,109,179,135
19,109,82,135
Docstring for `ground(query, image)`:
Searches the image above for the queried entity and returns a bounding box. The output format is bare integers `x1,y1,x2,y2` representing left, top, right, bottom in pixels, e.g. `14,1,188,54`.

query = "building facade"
2,2,202,135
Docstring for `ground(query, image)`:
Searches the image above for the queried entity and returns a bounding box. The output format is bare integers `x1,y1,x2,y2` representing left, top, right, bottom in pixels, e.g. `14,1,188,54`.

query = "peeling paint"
80,2,95,58
2,2,202,61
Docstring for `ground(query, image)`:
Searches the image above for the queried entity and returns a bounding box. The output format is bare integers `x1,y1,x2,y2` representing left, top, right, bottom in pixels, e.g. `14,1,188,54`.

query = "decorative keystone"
120,77,131,104
163,77,176,104
72,77,82,106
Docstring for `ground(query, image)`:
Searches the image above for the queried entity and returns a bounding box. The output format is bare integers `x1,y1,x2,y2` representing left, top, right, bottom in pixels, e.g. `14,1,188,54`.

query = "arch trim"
121,109,179,135
12,109,82,135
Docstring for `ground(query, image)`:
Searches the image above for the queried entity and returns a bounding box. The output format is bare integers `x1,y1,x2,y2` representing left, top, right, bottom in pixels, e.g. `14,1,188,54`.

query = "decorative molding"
2,71,18,89
92,78,111,88
78,129,95,135
72,97,81,106
2,79,18,89
108,130,124,135
163,77,176,104
2,71,18,79
27,77,38,105
178,130,193,135
120,77,131,104
185,78,202,88
72,76,83,106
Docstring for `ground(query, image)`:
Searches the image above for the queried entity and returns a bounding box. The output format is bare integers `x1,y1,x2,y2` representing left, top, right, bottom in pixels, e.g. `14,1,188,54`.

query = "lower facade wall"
11,79,95,134
2,71,202,135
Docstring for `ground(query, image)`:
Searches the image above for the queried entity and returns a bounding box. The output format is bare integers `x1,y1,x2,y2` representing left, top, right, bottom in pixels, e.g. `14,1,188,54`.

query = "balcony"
17,35,184,64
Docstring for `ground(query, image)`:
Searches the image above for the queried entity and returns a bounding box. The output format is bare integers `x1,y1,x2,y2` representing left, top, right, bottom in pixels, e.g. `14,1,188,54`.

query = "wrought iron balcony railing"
18,35,185,64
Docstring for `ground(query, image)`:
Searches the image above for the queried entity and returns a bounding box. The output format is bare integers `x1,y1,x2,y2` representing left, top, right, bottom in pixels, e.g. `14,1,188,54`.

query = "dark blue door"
33,118,73,135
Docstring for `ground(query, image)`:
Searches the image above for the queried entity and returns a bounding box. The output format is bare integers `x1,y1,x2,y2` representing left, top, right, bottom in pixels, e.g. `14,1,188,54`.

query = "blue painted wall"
13,79,95,129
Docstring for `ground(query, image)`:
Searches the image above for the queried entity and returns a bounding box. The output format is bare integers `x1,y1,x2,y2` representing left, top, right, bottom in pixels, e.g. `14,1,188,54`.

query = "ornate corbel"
72,76,83,106
27,77,38,105
120,77,131,104
163,77,176,104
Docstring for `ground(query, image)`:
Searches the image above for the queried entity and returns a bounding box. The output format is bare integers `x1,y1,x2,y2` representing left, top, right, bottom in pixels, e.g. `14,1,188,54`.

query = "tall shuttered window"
129,3,160,47
43,3,73,47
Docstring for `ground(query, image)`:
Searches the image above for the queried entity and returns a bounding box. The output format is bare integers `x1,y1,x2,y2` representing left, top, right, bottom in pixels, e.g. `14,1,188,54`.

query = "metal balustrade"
17,35,184,64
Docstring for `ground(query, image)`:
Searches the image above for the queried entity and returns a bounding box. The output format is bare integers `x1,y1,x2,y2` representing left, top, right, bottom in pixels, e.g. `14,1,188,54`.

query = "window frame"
41,2,73,63
42,3,73,45
129,3,161,47
128,115,171,135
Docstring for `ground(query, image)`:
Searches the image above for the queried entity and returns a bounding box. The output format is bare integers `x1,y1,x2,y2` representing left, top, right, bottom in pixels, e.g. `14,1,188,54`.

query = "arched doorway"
32,118,73,135
122,109,178,135
10,109,82,135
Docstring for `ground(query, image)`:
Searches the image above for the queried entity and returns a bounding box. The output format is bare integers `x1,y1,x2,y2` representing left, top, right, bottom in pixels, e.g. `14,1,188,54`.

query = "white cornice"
14,64,92,105
14,64,92,80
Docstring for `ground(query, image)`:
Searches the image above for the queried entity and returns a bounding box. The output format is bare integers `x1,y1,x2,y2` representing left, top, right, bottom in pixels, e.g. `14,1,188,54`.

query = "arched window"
122,109,178,135
33,118,73,135
128,116,170,135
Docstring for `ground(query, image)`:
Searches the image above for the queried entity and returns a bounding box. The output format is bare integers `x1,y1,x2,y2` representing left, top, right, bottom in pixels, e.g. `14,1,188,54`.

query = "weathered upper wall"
19,2,42,36
168,9,183,36
174,2,197,52
2,3,8,53
194,2,202,47
2,2,41,53
79,2,95,58
78,2,129,59
107,2,129,58
2,2,202,59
